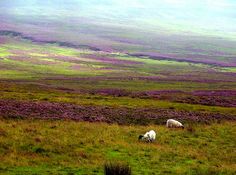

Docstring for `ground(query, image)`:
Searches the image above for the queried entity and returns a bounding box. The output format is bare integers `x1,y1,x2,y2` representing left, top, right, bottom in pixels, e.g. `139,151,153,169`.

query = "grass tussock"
104,162,131,175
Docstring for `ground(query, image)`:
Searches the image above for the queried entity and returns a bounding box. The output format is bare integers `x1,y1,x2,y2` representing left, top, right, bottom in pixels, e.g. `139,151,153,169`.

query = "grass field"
0,35,235,174
0,119,235,175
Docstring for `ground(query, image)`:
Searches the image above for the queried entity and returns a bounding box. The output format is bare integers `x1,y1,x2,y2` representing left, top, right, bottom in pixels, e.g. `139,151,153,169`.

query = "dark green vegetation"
0,119,236,175
104,162,131,175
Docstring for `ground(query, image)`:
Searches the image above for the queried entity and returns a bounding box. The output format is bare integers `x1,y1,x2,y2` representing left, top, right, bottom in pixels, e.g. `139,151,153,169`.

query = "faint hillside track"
0,100,235,125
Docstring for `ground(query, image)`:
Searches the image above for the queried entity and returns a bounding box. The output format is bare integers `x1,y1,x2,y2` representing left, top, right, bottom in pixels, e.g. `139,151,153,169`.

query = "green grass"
0,70,35,79
0,47,11,58
2,58,80,76
220,67,236,73
58,79,236,91
0,119,235,174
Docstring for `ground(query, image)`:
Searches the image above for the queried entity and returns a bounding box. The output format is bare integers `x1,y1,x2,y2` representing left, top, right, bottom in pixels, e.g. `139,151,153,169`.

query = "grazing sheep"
166,119,184,128
139,130,156,142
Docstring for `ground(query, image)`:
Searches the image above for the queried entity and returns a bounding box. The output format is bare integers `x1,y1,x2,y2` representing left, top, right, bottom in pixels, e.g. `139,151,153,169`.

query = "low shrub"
104,162,131,175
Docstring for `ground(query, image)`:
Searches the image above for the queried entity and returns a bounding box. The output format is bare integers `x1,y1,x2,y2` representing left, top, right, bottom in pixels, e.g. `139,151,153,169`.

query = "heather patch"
54,55,96,63
70,64,81,70
192,90,236,97
86,89,236,107
83,54,143,65
181,90,236,107
0,36,6,44
0,100,235,125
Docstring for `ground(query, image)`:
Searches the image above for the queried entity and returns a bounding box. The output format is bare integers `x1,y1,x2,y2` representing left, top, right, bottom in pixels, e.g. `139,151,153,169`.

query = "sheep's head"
138,135,144,140
181,125,184,129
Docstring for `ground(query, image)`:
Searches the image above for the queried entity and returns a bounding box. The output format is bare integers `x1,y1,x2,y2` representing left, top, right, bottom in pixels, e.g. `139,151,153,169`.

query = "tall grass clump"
104,162,131,175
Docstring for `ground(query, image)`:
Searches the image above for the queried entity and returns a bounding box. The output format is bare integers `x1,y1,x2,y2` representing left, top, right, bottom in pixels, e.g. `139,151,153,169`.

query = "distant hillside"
0,0,236,66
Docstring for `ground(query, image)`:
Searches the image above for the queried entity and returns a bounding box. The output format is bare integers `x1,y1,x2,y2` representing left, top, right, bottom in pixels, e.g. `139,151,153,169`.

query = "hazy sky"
0,0,236,39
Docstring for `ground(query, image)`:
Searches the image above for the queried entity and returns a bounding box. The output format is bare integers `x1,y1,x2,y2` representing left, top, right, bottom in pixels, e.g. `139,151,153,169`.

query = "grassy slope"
0,119,235,175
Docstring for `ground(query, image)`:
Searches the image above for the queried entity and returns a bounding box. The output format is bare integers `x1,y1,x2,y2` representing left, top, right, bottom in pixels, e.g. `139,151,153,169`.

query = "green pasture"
0,119,235,174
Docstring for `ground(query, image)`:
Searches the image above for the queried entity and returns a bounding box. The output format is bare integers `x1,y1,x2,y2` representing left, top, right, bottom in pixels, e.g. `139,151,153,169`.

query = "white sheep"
139,130,156,142
166,119,184,128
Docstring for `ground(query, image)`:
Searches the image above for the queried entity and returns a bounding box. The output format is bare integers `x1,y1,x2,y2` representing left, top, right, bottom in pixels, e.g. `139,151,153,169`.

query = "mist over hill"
0,0,236,65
